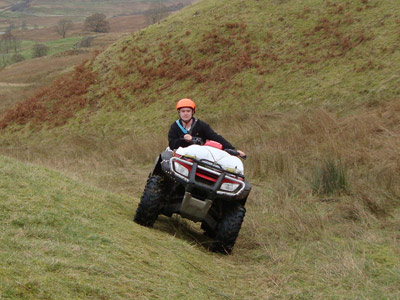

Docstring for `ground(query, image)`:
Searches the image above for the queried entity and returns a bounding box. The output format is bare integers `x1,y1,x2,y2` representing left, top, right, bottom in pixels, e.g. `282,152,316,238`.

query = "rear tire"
134,175,164,227
211,205,246,254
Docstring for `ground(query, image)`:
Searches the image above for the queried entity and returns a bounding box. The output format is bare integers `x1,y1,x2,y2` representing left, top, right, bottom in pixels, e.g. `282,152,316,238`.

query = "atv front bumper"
161,155,251,202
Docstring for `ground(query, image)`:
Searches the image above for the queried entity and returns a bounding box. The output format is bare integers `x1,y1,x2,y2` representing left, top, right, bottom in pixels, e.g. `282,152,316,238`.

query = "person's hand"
237,150,246,157
184,134,193,142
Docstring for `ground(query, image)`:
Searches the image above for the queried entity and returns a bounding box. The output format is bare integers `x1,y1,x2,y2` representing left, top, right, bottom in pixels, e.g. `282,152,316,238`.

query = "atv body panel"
136,143,251,254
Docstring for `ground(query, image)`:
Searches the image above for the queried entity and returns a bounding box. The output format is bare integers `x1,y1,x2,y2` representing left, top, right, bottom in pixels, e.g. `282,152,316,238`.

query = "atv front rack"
170,156,246,197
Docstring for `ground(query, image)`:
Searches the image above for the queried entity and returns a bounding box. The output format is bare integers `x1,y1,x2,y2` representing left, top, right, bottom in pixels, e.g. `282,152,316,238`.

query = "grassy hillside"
0,155,251,299
1,154,399,299
0,0,399,298
1,0,399,196
1,0,400,130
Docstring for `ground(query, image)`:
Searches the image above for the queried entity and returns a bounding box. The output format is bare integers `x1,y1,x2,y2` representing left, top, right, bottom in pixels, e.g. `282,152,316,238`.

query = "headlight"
174,162,189,177
220,182,240,192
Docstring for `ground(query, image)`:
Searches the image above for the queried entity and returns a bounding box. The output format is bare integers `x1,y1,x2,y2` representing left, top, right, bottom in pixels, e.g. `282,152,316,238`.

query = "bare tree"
55,19,73,38
145,1,169,25
6,23,15,33
1,54,9,67
21,20,28,30
1,33,12,54
84,13,110,33
1,31,20,54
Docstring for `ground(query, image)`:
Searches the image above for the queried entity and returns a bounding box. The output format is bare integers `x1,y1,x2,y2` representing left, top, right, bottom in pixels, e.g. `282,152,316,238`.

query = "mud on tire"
134,175,164,227
211,205,246,254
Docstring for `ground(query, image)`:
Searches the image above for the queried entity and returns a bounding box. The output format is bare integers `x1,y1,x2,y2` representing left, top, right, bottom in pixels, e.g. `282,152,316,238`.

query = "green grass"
42,37,82,56
0,0,400,298
0,155,247,299
1,37,82,66
0,155,399,299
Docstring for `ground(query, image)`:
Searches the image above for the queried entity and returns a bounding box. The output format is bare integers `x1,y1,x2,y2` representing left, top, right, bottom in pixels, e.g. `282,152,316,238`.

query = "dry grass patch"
0,52,93,115
214,98,400,220
0,52,91,84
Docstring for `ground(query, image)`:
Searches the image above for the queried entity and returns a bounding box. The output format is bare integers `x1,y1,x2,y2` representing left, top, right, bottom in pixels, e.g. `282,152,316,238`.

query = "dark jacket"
168,118,235,150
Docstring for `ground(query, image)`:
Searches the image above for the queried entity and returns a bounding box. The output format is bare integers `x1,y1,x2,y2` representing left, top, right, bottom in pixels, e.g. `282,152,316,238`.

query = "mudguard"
150,150,173,177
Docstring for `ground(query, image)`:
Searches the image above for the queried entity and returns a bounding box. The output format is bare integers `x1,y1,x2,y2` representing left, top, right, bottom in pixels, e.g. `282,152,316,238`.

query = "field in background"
0,0,197,68
0,0,198,114
0,0,197,32
0,33,128,115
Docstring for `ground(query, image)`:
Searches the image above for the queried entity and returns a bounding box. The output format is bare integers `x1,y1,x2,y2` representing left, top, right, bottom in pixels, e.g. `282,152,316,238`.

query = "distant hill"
1,0,399,132
1,0,196,17
0,0,197,32
0,0,198,114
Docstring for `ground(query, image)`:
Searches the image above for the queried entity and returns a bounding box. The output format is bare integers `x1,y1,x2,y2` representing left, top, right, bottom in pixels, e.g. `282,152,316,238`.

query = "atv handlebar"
179,137,204,145
224,148,247,160
179,138,246,159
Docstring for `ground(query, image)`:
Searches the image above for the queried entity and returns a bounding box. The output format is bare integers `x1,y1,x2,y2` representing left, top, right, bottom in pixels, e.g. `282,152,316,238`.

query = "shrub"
55,19,73,38
12,53,25,63
32,43,49,58
77,36,95,48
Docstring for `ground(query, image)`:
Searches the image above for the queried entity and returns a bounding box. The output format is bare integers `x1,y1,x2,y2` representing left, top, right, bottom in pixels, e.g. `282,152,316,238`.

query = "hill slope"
0,1,399,298
1,0,399,132
1,155,399,299
0,0,399,210
0,155,257,299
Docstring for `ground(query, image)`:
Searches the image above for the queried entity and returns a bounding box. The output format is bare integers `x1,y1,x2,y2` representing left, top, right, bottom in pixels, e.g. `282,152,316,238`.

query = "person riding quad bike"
134,99,251,254
168,98,246,157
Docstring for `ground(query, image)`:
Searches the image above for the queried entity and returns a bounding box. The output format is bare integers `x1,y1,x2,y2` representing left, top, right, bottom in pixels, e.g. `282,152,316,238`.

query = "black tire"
210,205,246,254
201,221,216,239
134,175,164,227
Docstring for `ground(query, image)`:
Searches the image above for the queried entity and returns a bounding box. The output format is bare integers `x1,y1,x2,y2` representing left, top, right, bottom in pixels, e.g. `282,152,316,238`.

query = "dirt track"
0,82,31,87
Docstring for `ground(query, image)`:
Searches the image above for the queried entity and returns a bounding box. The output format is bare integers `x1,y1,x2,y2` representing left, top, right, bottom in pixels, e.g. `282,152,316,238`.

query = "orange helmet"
176,98,196,113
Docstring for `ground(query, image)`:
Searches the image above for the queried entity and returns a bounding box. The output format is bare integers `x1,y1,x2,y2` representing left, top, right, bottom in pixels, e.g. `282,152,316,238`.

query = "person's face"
179,107,193,122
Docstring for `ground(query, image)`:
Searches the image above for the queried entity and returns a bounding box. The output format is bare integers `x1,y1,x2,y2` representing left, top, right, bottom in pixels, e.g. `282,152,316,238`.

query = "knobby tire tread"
134,175,164,227
211,205,246,254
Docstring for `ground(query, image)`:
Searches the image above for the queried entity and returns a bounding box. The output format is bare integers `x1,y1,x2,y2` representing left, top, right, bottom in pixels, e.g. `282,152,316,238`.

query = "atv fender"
149,155,162,177
150,150,173,177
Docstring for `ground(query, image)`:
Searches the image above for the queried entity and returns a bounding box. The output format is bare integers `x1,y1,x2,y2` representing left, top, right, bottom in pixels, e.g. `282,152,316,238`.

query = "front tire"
201,221,216,238
211,205,246,254
134,175,164,227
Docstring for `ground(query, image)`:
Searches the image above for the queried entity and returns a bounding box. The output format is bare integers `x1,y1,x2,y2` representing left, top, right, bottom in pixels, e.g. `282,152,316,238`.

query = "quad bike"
134,139,251,254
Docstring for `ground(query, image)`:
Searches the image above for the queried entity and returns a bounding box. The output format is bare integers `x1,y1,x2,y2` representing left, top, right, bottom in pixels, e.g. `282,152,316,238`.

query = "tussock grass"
312,158,349,195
